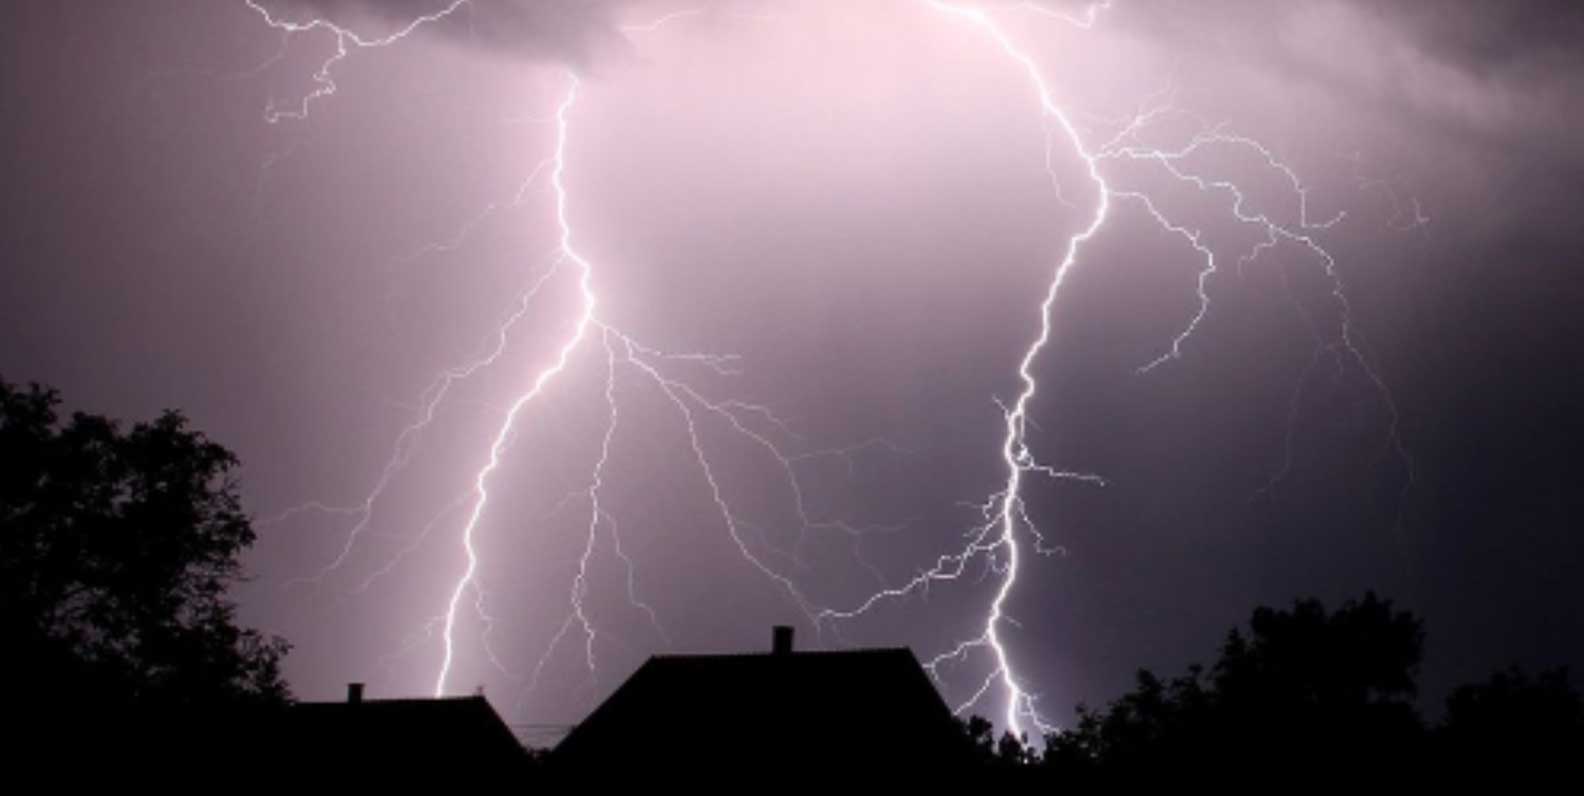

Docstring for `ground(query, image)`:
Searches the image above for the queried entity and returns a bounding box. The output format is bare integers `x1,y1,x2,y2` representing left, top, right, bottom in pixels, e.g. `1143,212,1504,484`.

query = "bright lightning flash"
244,0,1411,744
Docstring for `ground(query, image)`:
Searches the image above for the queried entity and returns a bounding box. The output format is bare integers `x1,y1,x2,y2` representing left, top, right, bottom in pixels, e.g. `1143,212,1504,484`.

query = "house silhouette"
550,626,973,773
255,684,531,776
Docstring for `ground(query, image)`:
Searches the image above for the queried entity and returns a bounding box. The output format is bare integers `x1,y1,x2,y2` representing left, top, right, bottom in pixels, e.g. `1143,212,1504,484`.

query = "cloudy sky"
3,0,1580,740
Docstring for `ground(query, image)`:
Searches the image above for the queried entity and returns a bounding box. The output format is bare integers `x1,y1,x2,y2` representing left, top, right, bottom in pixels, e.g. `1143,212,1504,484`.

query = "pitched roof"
552,646,972,771
266,695,528,772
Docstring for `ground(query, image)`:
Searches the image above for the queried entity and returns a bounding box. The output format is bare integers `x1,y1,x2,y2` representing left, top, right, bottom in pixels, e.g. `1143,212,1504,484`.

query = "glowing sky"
3,0,1581,742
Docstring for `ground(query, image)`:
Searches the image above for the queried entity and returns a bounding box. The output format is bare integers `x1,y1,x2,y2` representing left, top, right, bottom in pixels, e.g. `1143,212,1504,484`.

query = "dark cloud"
1370,0,1584,69
1100,0,1584,164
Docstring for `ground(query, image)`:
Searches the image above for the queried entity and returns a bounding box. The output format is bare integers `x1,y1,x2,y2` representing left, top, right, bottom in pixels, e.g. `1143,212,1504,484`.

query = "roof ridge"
649,646,913,660
291,695,485,706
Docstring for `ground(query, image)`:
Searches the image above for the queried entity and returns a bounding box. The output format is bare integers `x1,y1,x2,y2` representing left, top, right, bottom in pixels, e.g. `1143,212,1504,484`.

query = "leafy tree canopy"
1439,665,1583,767
1,378,288,715
1040,592,1426,778
964,592,1579,780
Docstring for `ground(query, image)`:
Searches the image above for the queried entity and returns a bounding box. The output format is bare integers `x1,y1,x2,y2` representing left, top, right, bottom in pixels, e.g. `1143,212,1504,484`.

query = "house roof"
264,694,529,771
551,645,971,771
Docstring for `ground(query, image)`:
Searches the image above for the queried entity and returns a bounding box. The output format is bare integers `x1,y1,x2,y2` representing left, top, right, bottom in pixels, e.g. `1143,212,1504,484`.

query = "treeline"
960,593,1582,780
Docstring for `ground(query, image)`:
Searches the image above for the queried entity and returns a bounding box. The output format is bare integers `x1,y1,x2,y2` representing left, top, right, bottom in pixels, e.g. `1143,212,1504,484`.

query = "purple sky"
4,0,1581,741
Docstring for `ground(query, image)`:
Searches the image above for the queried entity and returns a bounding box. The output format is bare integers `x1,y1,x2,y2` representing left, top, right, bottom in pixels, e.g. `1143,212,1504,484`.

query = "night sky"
3,0,1580,740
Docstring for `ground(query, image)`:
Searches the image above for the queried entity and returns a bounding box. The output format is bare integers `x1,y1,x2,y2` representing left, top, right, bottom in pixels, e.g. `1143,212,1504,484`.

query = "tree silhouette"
958,594,1583,781
958,715,1036,770
1436,665,1583,775
1,379,288,759
1040,593,1427,780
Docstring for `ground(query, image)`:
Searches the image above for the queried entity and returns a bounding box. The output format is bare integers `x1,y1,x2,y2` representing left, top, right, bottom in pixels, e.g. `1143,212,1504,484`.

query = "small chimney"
772,625,794,655
347,682,365,705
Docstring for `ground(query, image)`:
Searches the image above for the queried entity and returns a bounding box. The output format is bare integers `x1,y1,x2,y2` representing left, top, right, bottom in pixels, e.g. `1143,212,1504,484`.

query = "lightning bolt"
820,0,1410,740
1013,0,1114,30
435,73,600,696
276,255,563,591
244,0,1412,745
243,0,472,124
804,0,1116,740
242,2,837,709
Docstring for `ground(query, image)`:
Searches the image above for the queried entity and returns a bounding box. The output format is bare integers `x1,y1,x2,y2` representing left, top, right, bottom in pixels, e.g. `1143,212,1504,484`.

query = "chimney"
347,682,365,705
772,625,794,655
